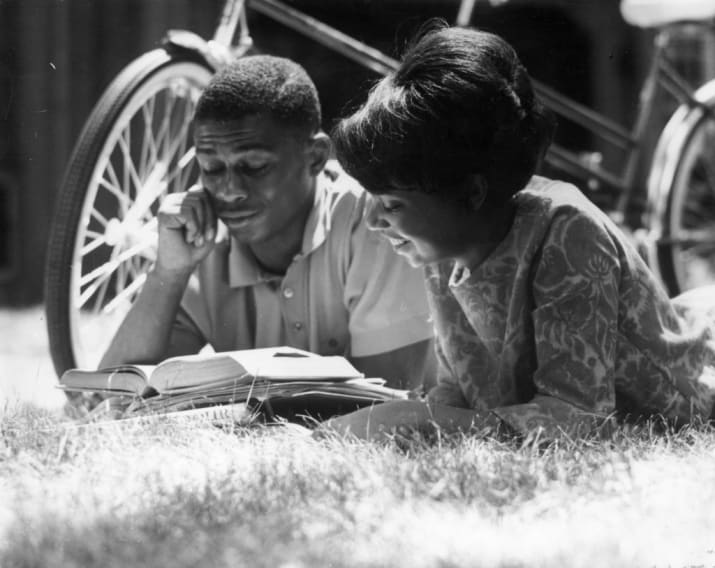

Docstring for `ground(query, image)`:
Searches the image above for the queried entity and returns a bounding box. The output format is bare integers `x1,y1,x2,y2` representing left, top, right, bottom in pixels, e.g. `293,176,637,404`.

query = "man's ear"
467,174,488,211
306,132,331,176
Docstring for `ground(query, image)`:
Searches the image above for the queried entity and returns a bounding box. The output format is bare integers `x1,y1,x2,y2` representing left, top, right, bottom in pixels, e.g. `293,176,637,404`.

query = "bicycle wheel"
655,94,715,296
45,49,213,380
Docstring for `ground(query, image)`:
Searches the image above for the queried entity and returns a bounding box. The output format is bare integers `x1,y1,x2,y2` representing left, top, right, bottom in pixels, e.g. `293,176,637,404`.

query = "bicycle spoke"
83,229,104,240
91,261,115,313
170,114,196,193
142,97,168,177
152,88,178,165
176,141,194,193
162,123,193,171
117,253,126,289
117,128,144,198
97,175,132,212
90,208,109,228
79,233,107,256
102,272,147,314
137,83,200,202
79,239,153,289
157,94,193,169
164,146,196,191
124,162,168,224
78,255,116,310
179,146,195,169
105,160,128,207
124,120,132,195
140,97,157,179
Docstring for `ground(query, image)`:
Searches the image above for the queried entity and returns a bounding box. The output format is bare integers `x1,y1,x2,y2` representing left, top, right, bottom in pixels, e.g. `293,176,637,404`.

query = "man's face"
193,115,318,246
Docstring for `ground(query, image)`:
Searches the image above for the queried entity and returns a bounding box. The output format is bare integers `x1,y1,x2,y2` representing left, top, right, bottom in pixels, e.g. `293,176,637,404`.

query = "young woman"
320,25,715,441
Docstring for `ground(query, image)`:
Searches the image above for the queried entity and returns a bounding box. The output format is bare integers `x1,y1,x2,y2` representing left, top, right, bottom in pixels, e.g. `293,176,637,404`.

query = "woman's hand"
314,399,431,442
313,399,504,443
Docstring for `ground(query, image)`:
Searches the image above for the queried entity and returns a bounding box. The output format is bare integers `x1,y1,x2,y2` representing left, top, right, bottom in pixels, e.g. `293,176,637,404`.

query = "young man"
99,55,435,391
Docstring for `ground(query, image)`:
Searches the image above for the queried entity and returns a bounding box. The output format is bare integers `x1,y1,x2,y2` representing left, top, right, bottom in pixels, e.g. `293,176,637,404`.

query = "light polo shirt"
173,163,433,358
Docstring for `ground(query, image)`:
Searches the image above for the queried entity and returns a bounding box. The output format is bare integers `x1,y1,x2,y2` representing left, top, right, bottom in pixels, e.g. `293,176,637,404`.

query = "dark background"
0,0,666,305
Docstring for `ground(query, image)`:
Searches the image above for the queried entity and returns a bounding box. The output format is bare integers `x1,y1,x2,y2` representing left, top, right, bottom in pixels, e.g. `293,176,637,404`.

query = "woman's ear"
467,174,488,211
307,132,331,176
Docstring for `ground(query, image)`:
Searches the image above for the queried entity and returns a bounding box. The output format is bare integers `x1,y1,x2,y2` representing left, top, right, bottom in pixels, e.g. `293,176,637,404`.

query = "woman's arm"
315,399,504,442
492,208,622,439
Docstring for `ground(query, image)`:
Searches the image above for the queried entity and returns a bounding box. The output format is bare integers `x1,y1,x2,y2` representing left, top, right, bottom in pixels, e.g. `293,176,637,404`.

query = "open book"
59,346,408,421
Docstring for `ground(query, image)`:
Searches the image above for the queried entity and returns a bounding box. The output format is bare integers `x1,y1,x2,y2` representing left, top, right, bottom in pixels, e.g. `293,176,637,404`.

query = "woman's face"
364,189,482,267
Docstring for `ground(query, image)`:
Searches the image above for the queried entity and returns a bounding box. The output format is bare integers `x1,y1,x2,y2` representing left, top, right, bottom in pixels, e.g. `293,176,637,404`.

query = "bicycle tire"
650,83,715,296
44,49,213,383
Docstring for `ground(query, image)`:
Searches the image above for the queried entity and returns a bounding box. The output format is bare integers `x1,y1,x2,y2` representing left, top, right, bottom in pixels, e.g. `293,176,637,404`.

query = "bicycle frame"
538,23,710,221
212,0,399,74
209,0,710,228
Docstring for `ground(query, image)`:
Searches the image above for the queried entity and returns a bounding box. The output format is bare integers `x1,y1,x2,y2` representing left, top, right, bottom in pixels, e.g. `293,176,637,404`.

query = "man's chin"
225,224,264,244
221,214,264,239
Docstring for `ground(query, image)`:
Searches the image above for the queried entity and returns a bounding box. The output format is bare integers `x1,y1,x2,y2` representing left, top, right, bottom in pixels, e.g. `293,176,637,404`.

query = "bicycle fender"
162,29,232,71
645,78,715,240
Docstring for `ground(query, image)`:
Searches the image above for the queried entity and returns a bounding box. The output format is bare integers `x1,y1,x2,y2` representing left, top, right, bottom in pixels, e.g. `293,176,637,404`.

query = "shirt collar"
227,167,335,288
448,262,472,288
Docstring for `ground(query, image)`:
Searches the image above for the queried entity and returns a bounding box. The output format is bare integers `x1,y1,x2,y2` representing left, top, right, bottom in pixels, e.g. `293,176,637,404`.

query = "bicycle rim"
47,53,212,374
664,114,715,294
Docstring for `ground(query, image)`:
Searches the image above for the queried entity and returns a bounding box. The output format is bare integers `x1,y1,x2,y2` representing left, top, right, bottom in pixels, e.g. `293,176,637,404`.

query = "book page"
250,355,363,380
150,347,361,393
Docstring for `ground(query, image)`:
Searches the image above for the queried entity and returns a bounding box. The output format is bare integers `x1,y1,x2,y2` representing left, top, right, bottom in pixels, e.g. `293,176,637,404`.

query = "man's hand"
155,185,217,276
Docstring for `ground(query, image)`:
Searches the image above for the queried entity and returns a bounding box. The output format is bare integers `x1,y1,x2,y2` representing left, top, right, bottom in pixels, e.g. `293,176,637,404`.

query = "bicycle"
44,0,715,380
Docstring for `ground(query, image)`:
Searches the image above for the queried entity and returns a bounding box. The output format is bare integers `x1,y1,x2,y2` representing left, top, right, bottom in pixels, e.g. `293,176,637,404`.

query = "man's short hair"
194,55,322,137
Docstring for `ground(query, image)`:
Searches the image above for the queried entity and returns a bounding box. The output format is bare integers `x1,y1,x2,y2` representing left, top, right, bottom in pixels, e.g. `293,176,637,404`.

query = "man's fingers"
180,198,202,245
187,186,217,247
179,190,210,246
194,192,213,247
203,193,217,243
157,189,217,250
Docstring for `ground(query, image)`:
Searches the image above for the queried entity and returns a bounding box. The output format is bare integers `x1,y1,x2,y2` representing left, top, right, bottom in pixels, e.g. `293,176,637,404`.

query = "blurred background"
0,0,713,408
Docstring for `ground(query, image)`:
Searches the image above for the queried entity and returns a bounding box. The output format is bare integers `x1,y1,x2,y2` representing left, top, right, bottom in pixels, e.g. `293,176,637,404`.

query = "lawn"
0,306,65,411
1,307,715,567
2,402,715,567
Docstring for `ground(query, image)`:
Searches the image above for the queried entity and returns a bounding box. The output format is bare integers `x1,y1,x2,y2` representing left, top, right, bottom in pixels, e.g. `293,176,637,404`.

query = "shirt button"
293,322,303,331
283,287,294,299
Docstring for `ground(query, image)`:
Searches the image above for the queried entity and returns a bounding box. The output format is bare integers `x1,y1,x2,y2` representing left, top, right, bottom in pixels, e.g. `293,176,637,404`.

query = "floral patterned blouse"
426,176,715,438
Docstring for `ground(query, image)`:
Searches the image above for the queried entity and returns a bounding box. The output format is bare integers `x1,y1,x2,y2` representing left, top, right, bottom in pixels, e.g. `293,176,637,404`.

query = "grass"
0,306,65,410
2,307,714,567
2,401,715,568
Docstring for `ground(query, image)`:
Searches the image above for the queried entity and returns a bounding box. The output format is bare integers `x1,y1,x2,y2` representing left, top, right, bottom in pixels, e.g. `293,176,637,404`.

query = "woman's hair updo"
332,24,555,207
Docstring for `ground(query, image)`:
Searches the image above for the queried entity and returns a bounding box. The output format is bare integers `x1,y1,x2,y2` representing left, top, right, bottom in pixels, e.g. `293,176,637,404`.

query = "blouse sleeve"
492,208,621,438
427,340,470,407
